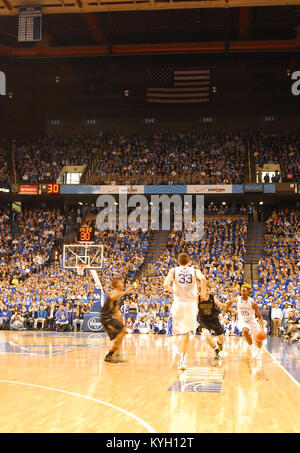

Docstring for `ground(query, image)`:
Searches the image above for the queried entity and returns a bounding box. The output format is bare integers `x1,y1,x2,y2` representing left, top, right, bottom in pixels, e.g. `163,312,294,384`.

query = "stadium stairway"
137,229,170,279
8,141,18,184
244,221,266,282
80,137,106,184
247,137,257,183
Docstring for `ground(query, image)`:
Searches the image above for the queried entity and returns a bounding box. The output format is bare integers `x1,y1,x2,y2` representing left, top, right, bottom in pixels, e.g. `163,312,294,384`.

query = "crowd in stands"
149,219,247,282
0,205,151,332
118,218,247,336
119,280,241,337
0,208,66,282
0,206,98,332
95,227,152,290
88,132,247,185
251,132,300,182
15,134,102,183
0,263,95,332
0,130,299,185
205,202,247,216
251,209,300,342
0,203,299,344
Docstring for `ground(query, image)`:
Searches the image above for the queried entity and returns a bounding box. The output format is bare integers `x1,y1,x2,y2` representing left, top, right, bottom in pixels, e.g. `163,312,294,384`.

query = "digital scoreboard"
77,225,95,243
46,183,60,194
18,6,42,42
39,184,61,195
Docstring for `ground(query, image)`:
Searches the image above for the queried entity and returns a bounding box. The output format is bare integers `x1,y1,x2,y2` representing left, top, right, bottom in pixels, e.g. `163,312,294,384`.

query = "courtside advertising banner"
186,185,233,194
18,185,39,194
99,185,144,194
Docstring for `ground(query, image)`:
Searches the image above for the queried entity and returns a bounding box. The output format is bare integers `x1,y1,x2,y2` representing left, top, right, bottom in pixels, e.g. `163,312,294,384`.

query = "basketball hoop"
62,243,104,271
76,263,86,276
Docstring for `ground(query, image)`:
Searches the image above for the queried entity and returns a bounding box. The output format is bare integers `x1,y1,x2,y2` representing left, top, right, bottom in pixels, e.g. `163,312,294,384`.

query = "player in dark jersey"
198,282,225,359
101,278,133,363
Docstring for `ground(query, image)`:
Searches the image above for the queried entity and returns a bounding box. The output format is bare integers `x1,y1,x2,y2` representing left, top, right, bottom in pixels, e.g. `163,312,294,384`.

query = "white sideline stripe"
263,347,300,388
0,379,157,433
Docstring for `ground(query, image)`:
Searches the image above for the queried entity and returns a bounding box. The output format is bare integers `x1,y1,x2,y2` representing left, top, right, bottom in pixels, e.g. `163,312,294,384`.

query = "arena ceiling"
0,1,299,56
0,0,300,15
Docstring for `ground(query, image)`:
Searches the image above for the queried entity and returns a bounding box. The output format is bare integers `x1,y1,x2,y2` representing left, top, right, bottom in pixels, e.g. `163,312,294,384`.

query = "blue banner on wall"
61,185,101,194
144,185,187,194
232,185,244,194
82,288,105,332
60,184,249,195
264,184,276,193
244,184,263,192
90,288,103,313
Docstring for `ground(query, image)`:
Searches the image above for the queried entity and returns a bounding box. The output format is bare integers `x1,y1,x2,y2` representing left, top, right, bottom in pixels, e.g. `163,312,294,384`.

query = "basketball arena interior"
0,0,299,436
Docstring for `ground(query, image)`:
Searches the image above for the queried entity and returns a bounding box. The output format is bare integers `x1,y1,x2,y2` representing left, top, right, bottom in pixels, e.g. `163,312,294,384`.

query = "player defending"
198,282,225,359
226,284,265,358
164,252,206,370
101,278,132,363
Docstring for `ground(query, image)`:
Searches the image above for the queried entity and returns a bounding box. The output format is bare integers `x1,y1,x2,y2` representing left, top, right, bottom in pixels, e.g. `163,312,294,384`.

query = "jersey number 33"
178,273,193,284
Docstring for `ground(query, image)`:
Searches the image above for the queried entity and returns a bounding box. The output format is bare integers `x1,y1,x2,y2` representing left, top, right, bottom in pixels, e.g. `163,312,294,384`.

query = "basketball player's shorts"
168,301,198,336
199,317,224,336
238,318,260,337
101,315,124,341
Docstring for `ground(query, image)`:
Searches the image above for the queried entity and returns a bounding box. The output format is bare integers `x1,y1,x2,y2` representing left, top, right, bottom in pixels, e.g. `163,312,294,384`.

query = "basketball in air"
255,330,267,341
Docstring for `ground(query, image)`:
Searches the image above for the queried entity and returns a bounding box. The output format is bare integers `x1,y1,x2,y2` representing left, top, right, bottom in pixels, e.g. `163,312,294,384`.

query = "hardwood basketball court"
0,331,299,433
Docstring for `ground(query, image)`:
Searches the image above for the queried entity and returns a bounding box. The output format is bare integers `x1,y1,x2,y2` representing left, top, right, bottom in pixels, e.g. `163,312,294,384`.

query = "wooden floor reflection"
0,331,299,433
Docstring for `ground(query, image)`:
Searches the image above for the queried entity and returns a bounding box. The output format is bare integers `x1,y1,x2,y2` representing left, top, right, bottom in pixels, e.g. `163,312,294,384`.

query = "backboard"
62,243,104,271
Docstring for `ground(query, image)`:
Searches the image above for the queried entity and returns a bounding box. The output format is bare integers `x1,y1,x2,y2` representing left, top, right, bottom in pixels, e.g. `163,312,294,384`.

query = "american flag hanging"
146,67,211,104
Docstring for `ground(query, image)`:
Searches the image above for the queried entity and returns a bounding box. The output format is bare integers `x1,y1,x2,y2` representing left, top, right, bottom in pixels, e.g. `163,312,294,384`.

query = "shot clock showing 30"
47,184,60,194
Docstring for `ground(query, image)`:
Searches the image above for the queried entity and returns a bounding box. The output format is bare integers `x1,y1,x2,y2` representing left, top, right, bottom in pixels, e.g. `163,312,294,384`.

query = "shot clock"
46,183,60,194
77,225,95,243
40,184,61,195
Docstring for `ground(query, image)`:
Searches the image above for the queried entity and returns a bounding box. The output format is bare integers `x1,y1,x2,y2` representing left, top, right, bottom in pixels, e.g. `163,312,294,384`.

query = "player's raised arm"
195,268,206,297
163,268,175,293
109,278,134,301
215,297,238,314
225,296,237,313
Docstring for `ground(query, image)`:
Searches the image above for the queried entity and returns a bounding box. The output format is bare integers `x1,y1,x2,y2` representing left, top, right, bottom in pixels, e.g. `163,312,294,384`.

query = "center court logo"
0,71,6,96
95,193,204,242
87,317,103,331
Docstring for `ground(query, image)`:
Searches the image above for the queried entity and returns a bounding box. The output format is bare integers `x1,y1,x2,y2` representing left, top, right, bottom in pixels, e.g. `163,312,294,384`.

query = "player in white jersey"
226,284,265,358
164,252,206,370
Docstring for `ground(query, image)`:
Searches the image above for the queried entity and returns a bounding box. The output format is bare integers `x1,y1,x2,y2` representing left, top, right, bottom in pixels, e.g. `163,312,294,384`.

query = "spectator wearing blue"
56,313,69,332
282,302,293,330
34,305,47,330
55,304,68,323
